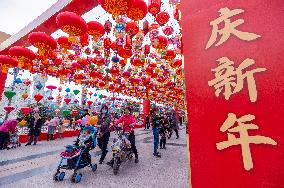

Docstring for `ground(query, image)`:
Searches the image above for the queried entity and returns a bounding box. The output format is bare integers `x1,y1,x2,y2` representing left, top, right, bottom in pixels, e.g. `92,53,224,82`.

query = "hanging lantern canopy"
28,32,57,56
127,0,148,21
98,0,132,17
87,21,105,38
56,11,87,36
148,0,161,16
156,12,170,26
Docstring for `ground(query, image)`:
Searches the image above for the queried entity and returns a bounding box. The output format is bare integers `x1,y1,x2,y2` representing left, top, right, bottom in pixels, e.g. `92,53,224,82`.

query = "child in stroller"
54,126,97,183
10,132,21,149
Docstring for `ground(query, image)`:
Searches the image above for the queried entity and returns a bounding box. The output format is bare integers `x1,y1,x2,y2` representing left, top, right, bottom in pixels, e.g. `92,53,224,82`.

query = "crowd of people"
0,104,183,163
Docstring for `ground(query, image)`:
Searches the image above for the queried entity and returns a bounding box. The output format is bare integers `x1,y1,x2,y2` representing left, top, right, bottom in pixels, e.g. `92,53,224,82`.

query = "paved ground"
0,126,190,188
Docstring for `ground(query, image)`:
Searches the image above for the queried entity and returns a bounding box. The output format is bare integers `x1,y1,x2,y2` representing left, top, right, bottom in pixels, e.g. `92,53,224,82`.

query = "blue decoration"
65,88,70,93
111,56,120,63
14,78,22,84
36,83,43,90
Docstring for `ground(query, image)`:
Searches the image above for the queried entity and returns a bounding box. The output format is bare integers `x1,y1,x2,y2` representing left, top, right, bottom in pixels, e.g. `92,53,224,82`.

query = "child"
10,128,21,148
160,115,169,149
75,129,94,163
57,120,64,139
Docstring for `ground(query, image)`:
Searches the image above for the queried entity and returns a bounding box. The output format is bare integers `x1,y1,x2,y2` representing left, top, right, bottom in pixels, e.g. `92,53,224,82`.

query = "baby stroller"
10,133,21,148
54,126,97,183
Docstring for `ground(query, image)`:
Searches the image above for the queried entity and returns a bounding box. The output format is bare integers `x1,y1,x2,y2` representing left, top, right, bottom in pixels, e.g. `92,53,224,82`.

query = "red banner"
182,0,284,187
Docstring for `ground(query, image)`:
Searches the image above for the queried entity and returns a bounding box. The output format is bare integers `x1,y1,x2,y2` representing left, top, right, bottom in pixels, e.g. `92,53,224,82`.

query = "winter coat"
170,113,179,130
97,113,111,135
151,112,162,129
28,117,44,136
115,114,136,133
0,119,17,133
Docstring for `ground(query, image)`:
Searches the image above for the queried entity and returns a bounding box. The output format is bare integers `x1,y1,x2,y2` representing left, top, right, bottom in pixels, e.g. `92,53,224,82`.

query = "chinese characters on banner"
182,0,284,187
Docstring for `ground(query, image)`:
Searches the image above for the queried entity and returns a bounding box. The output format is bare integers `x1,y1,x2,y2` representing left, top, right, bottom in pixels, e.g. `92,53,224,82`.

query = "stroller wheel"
58,172,65,181
91,164,97,172
71,173,82,183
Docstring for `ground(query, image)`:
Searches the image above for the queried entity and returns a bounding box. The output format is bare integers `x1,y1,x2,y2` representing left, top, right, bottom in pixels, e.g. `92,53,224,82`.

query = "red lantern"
99,0,133,17
152,35,168,49
21,107,32,116
57,36,72,49
56,11,87,36
148,0,161,16
9,46,36,68
118,48,133,59
124,35,132,51
0,55,18,73
171,59,182,68
156,12,170,26
125,22,139,36
104,38,112,50
87,21,105,38
28,32,57,56
34,94,43,103
143,20,149,35
132,58,144,67
127,0,148,21
144,45,150,55
4,106,15,113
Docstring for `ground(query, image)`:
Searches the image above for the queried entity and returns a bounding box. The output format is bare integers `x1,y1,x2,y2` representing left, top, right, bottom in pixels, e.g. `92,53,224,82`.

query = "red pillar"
0,71,7,101
143,99,150,124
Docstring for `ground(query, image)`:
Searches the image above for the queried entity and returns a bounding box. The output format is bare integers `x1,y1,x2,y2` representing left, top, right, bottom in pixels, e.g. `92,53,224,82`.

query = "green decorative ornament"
99,94,103,99
4,91,16,100
63,109,71,116
105,68,110,73
90,64,95,69
73,89,80,95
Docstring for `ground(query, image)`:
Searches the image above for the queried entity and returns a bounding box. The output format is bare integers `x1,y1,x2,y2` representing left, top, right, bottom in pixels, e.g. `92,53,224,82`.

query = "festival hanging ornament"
0,55,18,73
80,33,89,47
99,0,132,17
35,83,43,90
56,11,87,36
163,26,174,36
72,109,79,117
63,109,71,117
65,88,71,93
57,36,72,50
4,91,16,100
87,21,105,38
73,89,80,95
156,12,170,26
22,93,29,100
14,78,22,84
21,107,32,116
125,22,139,36
28,32,57,56
55,109,60,114
34,94,43,103
64,98,71,104
9,46,36,68
127,0,148,21
148,0,161,16
87,100,93,106
4,106,15,113
19,119,27,126
46,85,57,90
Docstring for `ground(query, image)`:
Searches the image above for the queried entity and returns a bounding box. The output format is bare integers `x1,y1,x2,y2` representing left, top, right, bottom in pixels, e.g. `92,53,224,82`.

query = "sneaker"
106,160,114,167
33,143,37,145
25,143,31,146
153,152,162,158
135,158,139,163
176,137,179,139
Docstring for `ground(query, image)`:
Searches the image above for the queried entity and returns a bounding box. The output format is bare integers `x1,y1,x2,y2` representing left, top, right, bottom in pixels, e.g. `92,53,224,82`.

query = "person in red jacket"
108,107,139,164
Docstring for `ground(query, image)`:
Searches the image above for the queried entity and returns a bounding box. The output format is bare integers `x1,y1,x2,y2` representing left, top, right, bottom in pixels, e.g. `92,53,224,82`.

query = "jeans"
153,128,160,153
97,132,110,162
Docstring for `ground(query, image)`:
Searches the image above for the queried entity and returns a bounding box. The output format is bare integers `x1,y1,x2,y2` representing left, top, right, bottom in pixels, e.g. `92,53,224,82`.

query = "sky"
0,0,180,104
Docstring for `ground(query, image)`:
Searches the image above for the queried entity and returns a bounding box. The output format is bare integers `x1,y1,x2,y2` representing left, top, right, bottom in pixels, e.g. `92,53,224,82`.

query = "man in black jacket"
151,108,162,157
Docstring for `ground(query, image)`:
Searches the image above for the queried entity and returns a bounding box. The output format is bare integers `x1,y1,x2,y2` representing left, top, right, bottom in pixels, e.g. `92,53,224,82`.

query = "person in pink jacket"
0,118,21,150
108,107,139,165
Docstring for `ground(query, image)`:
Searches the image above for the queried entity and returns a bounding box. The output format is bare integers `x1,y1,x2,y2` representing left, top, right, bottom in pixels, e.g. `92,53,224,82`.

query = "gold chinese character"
208,57,266,102
206,7,261,49
216,113,277,171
